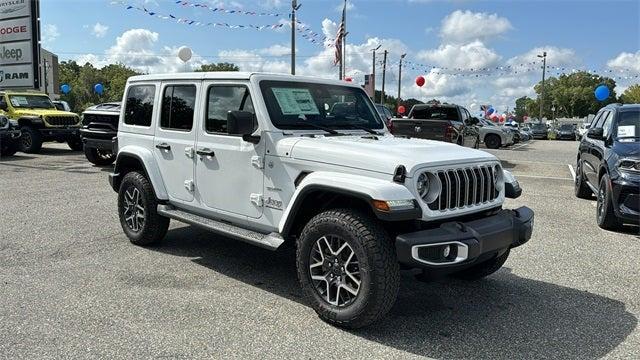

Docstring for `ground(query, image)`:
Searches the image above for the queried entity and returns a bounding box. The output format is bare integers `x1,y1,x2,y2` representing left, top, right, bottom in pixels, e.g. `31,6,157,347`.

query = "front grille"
427,165,500,211
45,116,78,126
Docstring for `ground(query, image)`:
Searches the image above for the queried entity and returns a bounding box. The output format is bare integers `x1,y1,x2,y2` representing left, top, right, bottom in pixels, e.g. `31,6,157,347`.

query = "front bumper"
396,207,534,270
0,129,21,140
39,127,80,137
557,133,576,140
532,133,547,139
612,175,640,224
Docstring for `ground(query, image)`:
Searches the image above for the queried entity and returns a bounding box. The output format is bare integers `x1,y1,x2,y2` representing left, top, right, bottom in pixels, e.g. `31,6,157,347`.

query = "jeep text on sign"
0,63,33,87
0,0,30,21
0,41,32,65
0,16,30,42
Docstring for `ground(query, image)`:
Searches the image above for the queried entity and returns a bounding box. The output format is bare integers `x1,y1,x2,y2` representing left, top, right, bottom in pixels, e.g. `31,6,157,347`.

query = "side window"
601,111,615,138
124,85,156,127
206,85,255,135
460,108,469,123
161,85,196,131
592,111,608,129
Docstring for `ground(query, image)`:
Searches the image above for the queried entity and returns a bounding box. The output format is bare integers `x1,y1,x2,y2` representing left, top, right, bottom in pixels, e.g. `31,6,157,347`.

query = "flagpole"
342,0,347,79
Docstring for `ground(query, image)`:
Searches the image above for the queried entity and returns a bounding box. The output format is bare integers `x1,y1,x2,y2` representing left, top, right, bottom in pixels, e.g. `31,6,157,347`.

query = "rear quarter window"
124,85,156,127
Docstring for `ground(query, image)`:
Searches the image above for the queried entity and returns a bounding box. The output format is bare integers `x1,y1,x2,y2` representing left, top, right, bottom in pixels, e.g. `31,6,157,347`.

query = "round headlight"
416,173,429,198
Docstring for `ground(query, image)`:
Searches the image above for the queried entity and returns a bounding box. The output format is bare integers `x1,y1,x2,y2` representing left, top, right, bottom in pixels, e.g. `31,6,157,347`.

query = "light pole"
290,0,301,75
537,51,547,123
397,53,406,104
371,44,381,102
381,50,388,105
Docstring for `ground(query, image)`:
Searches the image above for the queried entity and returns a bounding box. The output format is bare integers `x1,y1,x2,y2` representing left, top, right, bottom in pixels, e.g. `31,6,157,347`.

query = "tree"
532,71,617,119
514,96,535,122
620,84,640,104
195,63,239,72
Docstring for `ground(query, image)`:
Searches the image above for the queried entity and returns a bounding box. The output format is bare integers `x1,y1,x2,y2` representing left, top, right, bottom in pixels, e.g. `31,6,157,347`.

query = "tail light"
387,119,394,133
444,125,455,142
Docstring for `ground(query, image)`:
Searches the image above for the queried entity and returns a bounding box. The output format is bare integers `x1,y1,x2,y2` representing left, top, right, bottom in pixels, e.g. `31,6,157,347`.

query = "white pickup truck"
108,72,534,328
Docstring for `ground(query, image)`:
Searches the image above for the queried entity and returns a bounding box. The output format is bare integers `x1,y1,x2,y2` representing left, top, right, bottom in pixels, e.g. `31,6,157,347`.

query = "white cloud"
335,1,355,12
506,46,578,67
417,40,501,69
92,22,109,38
607,50,640,73
440,10,512,44
260,44,291,56
41,24,60,46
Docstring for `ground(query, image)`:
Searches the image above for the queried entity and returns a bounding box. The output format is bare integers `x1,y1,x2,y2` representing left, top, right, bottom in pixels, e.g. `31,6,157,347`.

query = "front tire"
19,126,42,154
485,134,501,149
118,171,169,246
453,249,510,280
575,160,592,199
67,136,83,151
596,174,621,230
84,146,115,165
296,209,399,329
0,140,18,157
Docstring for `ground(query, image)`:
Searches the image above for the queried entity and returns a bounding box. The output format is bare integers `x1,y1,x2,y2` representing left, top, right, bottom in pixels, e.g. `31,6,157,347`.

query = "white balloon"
178,46,192,62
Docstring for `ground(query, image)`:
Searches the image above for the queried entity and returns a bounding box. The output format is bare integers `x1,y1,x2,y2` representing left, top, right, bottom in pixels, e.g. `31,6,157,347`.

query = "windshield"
616,110,639,139
560,124,574,130
481,119,497,127
9,95,55,109
260,80,383,131
532,124,546,130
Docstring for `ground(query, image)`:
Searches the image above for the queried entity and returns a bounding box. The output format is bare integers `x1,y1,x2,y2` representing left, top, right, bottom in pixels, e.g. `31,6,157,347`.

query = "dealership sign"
0,0,39,89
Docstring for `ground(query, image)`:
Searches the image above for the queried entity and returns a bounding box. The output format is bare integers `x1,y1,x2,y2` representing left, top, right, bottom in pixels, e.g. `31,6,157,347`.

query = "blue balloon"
60,84,70,94
594,85,610,101
487,107,495,115
94,83,104,95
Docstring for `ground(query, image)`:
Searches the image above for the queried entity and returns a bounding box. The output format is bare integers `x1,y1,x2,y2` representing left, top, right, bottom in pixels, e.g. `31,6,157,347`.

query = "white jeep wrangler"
109,72,534,328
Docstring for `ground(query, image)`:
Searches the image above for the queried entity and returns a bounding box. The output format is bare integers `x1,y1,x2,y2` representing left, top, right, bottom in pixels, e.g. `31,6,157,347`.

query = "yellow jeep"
0,91,82,153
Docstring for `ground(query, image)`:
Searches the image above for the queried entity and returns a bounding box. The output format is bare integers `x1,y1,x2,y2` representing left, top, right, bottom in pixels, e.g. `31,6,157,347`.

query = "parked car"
557,124,577,140
502,126,521,143
477,118,513,149
530,123,548,139
390,103,480,148
575,103,639,230
52,100,71,112
0,91,82,153
80,102,122,165
375,104,393,128
108,72,533,328
0,114,21,157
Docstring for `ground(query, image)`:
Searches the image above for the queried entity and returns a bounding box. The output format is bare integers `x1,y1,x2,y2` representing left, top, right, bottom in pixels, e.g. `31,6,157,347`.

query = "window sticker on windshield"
618,125,635,138
10,96,28,106
271,88,320,116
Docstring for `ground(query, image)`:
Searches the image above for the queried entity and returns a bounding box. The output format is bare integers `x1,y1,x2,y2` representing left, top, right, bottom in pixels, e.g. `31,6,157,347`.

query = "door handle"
155,143,171,151
196,148,215,157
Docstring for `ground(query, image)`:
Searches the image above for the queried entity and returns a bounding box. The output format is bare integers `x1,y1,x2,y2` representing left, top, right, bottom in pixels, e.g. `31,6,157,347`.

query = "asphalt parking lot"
1,140,638,359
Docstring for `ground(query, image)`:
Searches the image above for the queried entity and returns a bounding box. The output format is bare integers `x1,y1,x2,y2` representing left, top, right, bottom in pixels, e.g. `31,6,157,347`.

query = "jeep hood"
12,109,77,118
287,135,497,176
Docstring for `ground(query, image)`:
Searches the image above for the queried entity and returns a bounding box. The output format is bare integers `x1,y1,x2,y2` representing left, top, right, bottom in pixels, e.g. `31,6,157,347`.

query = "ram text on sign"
0,41,32,65
0,16,31,42
0,0,30,21
0,63,33,88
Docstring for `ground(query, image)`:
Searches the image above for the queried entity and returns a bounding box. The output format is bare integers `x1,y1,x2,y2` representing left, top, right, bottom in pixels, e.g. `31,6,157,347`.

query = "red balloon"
416,76,426,87
398,105,406,115
344,77,353,82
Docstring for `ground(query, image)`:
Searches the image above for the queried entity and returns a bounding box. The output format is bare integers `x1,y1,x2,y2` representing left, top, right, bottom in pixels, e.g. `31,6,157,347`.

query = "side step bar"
157,205,284,251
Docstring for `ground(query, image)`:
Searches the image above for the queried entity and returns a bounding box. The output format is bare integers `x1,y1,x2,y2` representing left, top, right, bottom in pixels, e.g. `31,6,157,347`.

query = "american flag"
333,2,346,66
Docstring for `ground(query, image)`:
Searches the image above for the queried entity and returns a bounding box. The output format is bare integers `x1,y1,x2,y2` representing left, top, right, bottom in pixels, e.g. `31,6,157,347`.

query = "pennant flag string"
175,0,286,17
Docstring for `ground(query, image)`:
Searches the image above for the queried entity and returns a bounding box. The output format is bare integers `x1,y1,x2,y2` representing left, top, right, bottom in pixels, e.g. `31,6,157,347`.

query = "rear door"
153,82,199,203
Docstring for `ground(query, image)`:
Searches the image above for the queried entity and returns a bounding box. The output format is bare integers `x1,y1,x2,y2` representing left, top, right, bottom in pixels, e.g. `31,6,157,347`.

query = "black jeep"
80,102,121,165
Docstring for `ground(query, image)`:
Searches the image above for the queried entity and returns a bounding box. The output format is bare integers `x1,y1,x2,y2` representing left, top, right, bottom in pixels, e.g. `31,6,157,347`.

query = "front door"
153,82,199,203
195,82,265,219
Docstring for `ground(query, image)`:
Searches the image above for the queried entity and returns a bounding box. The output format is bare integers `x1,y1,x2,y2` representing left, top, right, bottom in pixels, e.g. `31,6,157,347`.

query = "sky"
40,0,640,113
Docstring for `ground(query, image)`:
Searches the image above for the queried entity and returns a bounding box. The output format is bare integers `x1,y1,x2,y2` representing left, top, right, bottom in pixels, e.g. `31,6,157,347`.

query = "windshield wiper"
293,122,340,135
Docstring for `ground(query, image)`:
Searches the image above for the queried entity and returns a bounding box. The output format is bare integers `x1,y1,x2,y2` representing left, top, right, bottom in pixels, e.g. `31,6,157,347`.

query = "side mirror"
587,128,604,140
0,102,7,111
227,110,260,143
470,117,480,125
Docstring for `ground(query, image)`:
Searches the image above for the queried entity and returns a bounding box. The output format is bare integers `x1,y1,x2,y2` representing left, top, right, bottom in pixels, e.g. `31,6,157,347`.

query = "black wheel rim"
21,132,32,149
309,235,361,307
123,186,145,232
597,186,605,220
97,150,113,160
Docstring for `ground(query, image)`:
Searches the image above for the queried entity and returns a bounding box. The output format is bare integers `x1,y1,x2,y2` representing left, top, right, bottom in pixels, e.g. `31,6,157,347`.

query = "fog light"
442,245,451,258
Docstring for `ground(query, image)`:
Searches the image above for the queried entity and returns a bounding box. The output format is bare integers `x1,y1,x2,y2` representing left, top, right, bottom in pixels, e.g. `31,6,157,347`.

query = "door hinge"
250,193,263,207
184,180,195,192
185,146,194,159
251,155,264,169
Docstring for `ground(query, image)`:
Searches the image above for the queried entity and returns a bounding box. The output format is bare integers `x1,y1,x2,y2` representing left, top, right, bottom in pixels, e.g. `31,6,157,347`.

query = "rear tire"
84,146,115,165
574,160,592,199
296,208,399,329
453,249,510,280
596,174,621,230
18,126,42,154
118,171,169,246
485,134,501,149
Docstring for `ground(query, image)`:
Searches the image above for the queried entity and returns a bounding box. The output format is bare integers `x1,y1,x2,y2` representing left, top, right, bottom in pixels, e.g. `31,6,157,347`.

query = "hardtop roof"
127,72,362,88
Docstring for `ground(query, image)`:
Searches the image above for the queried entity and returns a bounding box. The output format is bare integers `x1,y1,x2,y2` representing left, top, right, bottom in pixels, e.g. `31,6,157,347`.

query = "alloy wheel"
123,186,145,232
309,235,361,307
597,186,605,220
21,132,32,149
